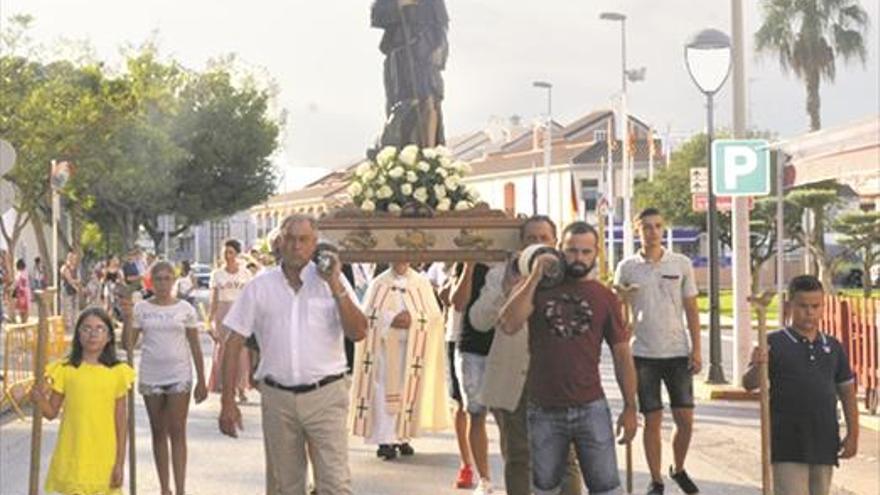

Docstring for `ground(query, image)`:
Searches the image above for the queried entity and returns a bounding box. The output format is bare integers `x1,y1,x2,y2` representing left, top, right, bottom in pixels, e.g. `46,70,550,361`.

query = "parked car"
191,263,212,288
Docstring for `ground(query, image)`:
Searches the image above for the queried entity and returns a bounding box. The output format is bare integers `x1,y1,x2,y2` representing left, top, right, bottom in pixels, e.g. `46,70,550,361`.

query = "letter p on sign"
711,139,771,197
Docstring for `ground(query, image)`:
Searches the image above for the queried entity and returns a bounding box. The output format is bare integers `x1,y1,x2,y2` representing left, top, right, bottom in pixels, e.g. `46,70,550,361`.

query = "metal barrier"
1,317,68,419
821,295,880,414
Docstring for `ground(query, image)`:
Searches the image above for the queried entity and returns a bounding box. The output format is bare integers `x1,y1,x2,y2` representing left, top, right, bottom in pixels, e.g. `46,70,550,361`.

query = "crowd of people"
16,207,861,495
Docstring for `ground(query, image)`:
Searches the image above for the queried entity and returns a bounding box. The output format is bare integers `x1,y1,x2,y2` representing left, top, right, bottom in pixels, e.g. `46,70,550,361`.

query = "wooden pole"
614,283,639,494
121,289,138,495
29,288,54,495
749,290,774,495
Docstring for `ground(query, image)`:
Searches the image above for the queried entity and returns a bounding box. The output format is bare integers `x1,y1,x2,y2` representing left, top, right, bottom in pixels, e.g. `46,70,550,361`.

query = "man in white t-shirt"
218,214,367,495
614,208,702,495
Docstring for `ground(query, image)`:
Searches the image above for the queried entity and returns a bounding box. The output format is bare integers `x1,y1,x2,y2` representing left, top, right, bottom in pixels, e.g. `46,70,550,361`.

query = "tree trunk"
806,69,822,131
863,249,874,298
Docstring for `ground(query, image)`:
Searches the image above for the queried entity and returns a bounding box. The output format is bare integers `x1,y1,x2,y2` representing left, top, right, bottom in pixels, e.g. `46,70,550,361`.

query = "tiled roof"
572,139,665,164
469,142,594,177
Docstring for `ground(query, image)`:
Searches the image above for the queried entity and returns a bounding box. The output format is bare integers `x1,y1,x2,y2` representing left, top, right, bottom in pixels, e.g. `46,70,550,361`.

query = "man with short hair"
500,221,638,495
218,214,367,495
743,275,859,495
614,208,701,495
468,215,583,495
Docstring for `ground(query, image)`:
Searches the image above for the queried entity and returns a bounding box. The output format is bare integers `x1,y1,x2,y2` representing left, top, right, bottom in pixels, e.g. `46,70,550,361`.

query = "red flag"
570,170,580,220
627,121,637,157
607,118,617,152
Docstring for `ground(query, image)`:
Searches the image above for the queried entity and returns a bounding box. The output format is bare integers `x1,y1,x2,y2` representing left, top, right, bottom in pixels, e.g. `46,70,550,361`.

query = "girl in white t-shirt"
124,261,206,495
206,239,252,401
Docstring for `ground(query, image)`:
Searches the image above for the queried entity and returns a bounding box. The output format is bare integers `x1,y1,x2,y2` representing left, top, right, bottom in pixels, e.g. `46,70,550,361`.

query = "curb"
858,411,879,432
694,380,758,401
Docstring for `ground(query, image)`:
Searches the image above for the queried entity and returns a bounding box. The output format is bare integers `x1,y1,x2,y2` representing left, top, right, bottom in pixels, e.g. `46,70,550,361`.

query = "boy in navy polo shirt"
742,275,859,495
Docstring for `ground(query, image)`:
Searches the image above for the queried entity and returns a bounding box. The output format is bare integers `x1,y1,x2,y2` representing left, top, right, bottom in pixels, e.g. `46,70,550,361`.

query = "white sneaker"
473,478,493,495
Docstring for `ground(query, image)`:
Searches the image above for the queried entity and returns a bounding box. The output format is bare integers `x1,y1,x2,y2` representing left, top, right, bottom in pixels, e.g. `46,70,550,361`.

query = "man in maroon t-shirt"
499,221,638,495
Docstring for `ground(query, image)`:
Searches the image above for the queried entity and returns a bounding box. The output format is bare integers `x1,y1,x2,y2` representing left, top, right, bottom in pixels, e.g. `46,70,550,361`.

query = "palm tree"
755,0,869,131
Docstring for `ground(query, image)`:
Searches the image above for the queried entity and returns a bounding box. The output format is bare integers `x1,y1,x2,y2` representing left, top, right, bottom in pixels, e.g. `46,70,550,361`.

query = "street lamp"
685,28,732,384
533,80,552,215
600,11,645,263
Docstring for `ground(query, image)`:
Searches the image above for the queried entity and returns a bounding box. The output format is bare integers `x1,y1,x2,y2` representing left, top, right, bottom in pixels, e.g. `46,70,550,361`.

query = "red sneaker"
455,464,475,489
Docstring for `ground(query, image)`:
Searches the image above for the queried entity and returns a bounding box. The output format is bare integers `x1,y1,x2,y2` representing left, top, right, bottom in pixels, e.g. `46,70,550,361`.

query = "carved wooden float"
317,203,524,263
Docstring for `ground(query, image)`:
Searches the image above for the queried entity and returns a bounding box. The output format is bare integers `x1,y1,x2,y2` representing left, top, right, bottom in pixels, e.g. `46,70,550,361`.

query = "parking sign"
711,139,770,196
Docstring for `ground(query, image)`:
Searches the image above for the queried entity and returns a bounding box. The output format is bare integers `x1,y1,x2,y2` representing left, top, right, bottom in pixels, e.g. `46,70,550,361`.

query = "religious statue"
371,0,448,151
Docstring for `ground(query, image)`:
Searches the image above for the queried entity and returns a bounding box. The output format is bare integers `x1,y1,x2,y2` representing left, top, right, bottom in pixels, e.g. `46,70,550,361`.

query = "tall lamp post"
600,12,645,261
533,81,553,215
685,28,732,384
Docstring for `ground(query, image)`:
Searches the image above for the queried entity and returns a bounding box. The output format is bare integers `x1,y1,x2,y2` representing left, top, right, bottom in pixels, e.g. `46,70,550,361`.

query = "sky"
3,0,878,192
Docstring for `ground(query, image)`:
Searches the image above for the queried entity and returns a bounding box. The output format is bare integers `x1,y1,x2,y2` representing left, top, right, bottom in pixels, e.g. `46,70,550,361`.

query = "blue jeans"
528,398,622,495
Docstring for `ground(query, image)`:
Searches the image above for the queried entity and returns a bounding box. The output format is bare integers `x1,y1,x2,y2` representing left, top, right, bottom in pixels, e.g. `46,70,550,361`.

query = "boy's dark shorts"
634,356,695,413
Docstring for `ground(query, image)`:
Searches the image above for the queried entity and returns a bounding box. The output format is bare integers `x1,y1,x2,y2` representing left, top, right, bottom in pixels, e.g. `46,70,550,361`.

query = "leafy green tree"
755,0,869,131
834,210,880,297
2,19,281,258
634,133,707,229
787,188,845,289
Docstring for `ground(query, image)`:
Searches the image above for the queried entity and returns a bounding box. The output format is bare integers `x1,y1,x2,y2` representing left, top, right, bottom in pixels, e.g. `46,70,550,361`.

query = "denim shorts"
454,350,488,415
138,380,192,396
527,398,622,495
634,357,695,413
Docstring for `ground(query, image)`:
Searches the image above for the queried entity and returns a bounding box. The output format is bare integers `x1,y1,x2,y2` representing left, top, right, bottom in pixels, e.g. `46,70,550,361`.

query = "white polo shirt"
222,263,356,386
614,249,699,359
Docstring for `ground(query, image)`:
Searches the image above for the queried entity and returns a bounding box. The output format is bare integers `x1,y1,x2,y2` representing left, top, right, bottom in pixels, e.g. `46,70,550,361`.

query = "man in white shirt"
613,208,702,495
218,214,367,495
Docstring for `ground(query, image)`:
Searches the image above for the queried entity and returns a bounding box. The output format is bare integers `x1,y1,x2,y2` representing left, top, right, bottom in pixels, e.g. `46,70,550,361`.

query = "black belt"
263,373,345,394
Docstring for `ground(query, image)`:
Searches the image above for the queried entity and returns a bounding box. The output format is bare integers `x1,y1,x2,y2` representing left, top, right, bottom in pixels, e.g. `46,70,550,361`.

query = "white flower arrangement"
348,145,480,212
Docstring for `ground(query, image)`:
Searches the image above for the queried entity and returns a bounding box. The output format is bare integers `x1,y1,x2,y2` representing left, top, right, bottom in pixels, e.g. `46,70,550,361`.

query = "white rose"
377,146,397,165
400,183,413,196
361,199,376,212
413,187,429,203
377,185,394,199
406,171,418,183
363,187,375,199
347,181,363,197
374,173,386,185
422,147,438,159
433,184,447,199
356,162,372,177
388,203,402,213
436,198,451,211
439,156,452,168
435,145,452,157
466,185,480,200
454,200,473,211
363,169,377,181
416,161,431,173
388,166,405,179
436,167,448,178
444,175,460,189
399,145,419,166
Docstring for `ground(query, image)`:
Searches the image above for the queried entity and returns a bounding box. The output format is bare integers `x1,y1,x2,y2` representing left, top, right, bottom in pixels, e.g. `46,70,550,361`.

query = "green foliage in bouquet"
347,144,480,213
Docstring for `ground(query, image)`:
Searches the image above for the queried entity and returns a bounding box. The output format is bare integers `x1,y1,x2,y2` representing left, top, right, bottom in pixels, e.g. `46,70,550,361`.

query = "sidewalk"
2,338,878,494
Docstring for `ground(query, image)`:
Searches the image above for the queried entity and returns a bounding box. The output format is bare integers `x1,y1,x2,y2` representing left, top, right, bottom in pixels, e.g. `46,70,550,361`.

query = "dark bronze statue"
371,0,448,152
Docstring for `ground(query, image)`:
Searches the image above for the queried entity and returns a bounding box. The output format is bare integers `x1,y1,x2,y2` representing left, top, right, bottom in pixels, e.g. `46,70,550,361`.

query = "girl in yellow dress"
31,307,135,495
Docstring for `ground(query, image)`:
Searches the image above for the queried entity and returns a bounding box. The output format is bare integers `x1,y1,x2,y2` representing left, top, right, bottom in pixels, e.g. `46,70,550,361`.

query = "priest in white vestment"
350,262,449,460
